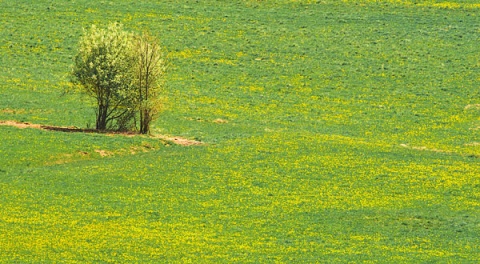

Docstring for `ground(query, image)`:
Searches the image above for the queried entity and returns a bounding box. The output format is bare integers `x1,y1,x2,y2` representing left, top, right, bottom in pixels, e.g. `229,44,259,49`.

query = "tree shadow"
40,125,137,135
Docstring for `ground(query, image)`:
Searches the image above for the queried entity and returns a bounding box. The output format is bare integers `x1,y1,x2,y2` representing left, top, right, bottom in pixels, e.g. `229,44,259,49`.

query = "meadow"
0,0,479,262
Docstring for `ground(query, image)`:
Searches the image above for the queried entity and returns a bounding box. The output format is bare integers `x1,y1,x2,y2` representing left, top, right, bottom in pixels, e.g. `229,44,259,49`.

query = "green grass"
1,0,479,262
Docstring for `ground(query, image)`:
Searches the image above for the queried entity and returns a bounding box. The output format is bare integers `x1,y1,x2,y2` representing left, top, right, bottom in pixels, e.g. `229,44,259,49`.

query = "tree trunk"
140,109,150,134
96,104,108,130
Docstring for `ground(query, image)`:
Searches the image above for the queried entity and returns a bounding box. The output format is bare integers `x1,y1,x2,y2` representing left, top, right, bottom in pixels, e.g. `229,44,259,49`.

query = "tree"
132,32,167,134
72,23,136,130
72,23,167,133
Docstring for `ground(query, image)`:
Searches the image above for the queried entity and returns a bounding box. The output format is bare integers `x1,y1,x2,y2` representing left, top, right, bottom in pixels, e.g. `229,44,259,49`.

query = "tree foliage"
133,33,167,134
71,23,166,134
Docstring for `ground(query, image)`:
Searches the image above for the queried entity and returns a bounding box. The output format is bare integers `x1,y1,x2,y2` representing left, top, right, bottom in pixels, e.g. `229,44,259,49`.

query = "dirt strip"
0,120,203,146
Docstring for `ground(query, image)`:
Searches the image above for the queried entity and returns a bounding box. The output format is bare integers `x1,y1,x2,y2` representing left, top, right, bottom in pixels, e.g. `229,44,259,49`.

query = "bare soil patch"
1,108,27,114
213,118,229,124
0,120,43,129
464,104,480,110
399,143,451,154
152,135,204,146
0,120,203,146
94,149,113,157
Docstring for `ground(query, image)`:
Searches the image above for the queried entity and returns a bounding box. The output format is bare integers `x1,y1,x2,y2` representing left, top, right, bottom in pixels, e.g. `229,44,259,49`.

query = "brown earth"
0,120,203,146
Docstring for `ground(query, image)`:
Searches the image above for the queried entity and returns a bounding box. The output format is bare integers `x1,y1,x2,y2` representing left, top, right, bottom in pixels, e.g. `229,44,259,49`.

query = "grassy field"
1,0,479,262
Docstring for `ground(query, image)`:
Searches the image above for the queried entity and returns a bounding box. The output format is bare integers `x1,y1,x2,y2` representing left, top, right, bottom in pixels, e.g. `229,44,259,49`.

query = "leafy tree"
132,32,167,134
71,23,167,133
